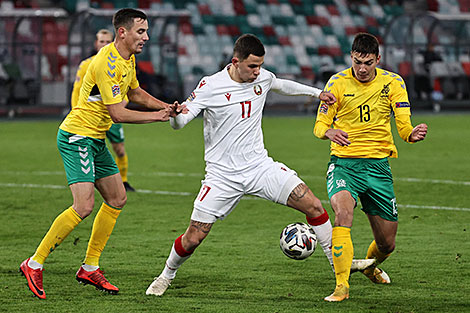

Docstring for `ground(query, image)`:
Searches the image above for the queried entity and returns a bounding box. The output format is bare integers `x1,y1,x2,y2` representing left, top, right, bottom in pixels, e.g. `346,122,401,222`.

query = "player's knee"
108,193,127,209
74,205,94,218
378,241,395,254
303,197,324,216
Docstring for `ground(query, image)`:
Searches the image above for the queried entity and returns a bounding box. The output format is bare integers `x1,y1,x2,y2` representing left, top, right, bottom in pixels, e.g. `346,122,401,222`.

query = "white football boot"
146,275,173,296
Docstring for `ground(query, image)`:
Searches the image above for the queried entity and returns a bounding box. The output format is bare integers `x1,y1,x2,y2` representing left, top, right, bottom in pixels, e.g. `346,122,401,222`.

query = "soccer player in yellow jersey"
72,29,135,192
314,33,428,302
20,8,182,299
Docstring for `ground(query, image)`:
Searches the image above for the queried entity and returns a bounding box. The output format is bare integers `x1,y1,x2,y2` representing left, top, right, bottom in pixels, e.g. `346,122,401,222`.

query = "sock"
332,226,353,288
83,202,121,267
115,154,128,182
82,264,99,272
306,211,333,271
363,240,391,276
161,234,194,280
31,207,82,265
28,258,44,270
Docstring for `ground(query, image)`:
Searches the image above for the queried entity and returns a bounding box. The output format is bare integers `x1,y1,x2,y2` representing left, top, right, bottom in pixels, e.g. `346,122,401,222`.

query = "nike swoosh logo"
22,266,44,296
122,74,127,77
30,278,44,296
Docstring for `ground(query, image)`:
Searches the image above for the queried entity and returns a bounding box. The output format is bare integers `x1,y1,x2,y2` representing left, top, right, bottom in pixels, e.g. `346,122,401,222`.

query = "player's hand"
325,129,350,146
155,107,171,121
169,101,188,117
319,91,336,105
409,123,428,142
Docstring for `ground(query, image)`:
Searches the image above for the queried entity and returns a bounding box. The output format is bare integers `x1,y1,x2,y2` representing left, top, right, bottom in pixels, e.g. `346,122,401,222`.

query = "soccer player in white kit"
146,34,373,297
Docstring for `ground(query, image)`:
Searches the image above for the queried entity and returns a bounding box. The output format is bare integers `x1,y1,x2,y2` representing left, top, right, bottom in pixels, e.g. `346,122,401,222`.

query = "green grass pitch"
0,113,469,312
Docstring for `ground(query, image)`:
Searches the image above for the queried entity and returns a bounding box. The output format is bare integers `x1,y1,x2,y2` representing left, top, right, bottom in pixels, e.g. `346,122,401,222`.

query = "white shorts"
191,157,303,223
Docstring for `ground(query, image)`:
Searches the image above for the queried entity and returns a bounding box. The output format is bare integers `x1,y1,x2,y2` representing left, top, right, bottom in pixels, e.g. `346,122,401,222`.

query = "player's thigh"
94,142,120,181
57,129,97,185
359,160,398,222
249,159,302,205
95,173,126,208
326,157,365,203
192,172,244,222
106,123,125,143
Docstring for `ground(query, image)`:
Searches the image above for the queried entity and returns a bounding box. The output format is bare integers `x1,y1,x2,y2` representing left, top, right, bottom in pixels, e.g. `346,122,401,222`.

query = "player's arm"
71,60,88,108
107,100,171,124
391,80,428,143
395,114,428,143
127,86,170,110
271,78,336,104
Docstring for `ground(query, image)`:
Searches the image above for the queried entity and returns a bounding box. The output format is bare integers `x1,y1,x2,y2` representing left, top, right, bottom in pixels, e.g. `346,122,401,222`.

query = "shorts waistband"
330,155,388,164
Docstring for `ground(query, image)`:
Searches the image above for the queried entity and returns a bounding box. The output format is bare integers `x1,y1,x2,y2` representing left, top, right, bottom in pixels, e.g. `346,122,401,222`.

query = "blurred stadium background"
0,0,469,118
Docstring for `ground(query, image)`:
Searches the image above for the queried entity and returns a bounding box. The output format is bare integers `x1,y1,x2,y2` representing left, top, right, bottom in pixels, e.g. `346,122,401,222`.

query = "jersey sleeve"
95,62,123,105
390,77,414,142
170,77,210,129
71,59,88,108
314,76,340,139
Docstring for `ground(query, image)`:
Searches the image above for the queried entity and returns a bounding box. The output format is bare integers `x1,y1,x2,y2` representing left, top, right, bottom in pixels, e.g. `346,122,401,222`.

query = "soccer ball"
280,222,317,260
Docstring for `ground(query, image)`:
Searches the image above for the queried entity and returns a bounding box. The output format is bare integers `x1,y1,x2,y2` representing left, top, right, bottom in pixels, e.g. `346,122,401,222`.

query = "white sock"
310,220,334,271
82,264,99,272
28,257,43,270
161,244,191,280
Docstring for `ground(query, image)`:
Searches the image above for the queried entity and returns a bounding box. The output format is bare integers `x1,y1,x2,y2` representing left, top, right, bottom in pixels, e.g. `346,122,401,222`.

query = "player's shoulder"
324,68,350,92
376,68,406,86
92,43,118,64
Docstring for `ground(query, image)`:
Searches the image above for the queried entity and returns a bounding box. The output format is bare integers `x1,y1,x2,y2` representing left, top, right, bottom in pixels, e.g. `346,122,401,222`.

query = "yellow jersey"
314,67,414,158
60,42,138,139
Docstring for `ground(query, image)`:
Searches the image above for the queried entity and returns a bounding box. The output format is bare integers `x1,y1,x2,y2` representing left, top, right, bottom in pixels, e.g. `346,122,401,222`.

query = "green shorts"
326,156,398,221
57,129,120,185
106,123,124,143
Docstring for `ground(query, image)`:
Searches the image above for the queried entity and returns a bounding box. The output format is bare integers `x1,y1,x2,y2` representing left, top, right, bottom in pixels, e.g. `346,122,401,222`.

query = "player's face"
351,52,381,83
123,18,149,54
94,33,112,51
234,54,264,83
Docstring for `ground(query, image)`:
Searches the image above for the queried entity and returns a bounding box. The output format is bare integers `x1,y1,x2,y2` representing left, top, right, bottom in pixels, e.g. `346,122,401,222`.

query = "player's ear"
376,54,381,65
117,26,126,38
231,57,239,67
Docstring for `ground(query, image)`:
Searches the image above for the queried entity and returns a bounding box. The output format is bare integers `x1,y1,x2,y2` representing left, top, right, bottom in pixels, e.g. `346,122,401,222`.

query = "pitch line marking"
1,171,469,186
1,182,469,212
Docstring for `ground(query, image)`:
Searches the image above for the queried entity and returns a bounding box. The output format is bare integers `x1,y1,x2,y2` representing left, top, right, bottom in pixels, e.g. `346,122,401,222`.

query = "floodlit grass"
0,113,469,312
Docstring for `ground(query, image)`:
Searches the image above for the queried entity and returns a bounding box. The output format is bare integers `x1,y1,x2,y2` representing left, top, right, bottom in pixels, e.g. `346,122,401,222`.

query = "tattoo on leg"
289,183,309,202
190,220,212,234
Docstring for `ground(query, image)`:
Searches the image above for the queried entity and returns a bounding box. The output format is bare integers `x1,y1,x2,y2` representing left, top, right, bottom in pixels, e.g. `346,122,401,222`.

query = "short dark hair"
112,8,147,31
351,33,379,57
233,34,265,61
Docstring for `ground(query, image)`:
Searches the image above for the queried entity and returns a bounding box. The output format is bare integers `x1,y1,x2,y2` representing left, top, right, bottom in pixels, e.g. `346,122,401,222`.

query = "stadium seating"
1,0,468,108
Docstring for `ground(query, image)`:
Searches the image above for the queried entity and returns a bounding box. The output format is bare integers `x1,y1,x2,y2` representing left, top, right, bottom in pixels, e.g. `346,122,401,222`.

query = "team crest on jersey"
253,85,262,95
395,102,410,108
319,103,328,114
381,83,391,97
111,84,120,97
186,91,196,102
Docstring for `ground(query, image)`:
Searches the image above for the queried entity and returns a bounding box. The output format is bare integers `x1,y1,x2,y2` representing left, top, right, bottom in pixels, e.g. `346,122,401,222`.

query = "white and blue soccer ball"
280,222,317,260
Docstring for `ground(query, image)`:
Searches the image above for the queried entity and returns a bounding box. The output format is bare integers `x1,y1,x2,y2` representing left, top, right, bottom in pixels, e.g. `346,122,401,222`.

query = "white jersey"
171,65,322,173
